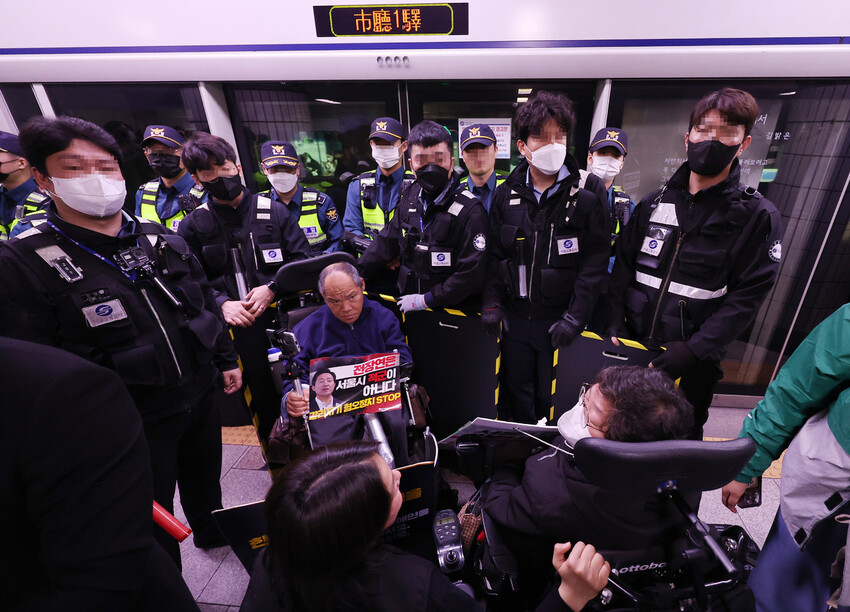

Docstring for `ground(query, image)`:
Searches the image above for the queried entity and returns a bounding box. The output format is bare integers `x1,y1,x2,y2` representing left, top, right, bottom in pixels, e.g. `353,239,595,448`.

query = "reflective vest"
259,188,328,250
139,179,205,231
1,190,49,241
359,170,415,236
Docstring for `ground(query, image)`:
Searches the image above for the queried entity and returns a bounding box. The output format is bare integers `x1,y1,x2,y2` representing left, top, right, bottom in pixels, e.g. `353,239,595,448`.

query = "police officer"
177,132,311,442
0,131,49,240
357,120,490,313
0,116,243,567
459,123,505,213
482,91,610,424
135,125,206,231
606,88,783,437
342,117,414,238
585,127,635,273
258,141,342,254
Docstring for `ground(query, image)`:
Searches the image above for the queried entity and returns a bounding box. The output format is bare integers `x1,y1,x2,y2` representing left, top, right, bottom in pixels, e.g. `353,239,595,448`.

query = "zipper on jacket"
529,230,539,302
547,223,554,266
648,232,685,342
678,300,687,341
141,287,183,379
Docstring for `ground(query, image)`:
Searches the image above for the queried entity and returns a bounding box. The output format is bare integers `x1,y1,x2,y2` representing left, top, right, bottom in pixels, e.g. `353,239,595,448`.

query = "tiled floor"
177,406,779,609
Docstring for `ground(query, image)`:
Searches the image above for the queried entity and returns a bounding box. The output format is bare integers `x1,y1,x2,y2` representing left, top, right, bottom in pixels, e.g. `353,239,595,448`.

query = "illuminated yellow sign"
314,4,468,37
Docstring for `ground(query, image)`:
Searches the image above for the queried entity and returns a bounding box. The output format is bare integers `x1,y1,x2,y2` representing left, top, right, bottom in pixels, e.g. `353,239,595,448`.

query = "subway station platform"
176,406,781,611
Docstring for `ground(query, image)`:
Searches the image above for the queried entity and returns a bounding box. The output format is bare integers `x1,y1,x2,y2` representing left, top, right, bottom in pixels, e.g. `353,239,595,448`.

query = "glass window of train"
224,81,400,207
43,83,210,205
0,84,42,127
607,78,850,397
407,80,597,175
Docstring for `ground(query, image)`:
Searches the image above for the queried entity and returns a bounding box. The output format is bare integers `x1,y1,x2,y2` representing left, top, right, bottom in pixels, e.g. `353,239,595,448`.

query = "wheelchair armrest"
479,509,519,579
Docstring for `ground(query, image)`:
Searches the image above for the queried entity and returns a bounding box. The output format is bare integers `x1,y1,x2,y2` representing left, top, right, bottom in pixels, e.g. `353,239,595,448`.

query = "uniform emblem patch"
768,240,782,262
82,299,128,328
557,237,579,255
431,251,451,267
302,226,319,239
326,208,338,222
262,249,283,263
473,233,486,252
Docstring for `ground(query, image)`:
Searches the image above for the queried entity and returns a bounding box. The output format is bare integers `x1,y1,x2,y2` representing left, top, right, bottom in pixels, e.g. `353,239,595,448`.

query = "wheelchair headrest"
273,252,357,295
573,437,756,496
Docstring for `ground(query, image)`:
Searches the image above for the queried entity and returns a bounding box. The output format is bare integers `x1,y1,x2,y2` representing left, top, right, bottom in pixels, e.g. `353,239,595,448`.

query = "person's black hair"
310,367,337,387
408,120,453,150
180,132,237,174
515,90,576,143
263,441,391,610
689,88,760,137
596,366,694,442
19,115,123,175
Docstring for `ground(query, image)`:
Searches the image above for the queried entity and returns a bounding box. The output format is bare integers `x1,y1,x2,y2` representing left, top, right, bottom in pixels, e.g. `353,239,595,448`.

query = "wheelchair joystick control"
433,509,465,574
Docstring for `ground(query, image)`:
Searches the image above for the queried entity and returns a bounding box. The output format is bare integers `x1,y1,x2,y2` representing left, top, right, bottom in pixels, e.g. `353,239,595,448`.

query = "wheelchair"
453,435,760,612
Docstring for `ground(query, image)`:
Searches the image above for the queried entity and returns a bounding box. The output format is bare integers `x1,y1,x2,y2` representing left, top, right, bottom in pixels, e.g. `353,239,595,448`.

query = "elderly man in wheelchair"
458,366,759,612
265,253,426,471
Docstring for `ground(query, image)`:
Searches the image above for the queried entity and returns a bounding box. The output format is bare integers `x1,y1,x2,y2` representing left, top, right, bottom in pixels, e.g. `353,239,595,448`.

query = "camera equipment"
114,245,183,309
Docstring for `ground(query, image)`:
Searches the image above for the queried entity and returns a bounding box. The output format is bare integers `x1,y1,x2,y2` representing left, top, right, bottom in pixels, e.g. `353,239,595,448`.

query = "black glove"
548,313,582,348
481,307,508,339
650,341,698,379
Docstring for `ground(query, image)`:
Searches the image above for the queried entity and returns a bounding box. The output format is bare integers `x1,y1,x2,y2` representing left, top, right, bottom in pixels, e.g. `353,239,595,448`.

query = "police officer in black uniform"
606,88,783,436
257,141,342,254
357,120,490,313
176,132,311,442
482,91,610,424
0,116,242,567
0,131,50,240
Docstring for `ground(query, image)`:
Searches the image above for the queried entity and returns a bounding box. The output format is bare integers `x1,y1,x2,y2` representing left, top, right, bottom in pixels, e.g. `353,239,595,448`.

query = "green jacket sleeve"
736,303,850,482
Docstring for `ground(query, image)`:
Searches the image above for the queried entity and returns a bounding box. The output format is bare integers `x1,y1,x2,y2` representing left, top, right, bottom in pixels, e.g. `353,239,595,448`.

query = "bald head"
319,262,366,325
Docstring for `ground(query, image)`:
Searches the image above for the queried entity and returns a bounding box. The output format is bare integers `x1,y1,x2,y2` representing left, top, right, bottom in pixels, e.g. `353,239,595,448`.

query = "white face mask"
556,400,590,447
267,171,299,194
590,155,624,182
49,174,126,218
371,144,401,169
526,142,567,175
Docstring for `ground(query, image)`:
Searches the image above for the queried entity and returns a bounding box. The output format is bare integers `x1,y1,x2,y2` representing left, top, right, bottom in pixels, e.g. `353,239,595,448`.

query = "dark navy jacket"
281,298,412,397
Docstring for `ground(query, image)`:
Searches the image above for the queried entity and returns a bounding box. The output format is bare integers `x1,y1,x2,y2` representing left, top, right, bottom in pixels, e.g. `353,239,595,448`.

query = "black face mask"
147,153,183,179
202,174,243,201
687,138,741,177
0,160,18,182
415,164,451,196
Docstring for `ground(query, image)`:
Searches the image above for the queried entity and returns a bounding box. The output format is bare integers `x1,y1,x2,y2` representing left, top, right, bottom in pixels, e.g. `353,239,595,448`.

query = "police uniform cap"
0,131,24,157
589,127,628,156
142,125,186,149
260,141,299,170
369,117,407,142
460,124,497,152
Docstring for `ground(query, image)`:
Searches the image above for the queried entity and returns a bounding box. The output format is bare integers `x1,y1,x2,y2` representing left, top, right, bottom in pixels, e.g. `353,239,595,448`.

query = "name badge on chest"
302,226,319,240
640,236,664,257
169,219,181,232
557,237,579,255
82,299,128,328
262,248,283,264
431,251,452,267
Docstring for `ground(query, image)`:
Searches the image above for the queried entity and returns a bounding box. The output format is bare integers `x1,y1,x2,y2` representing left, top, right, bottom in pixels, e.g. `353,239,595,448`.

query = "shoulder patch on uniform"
326,208,338,222
473,233,486,252
768,240,782,262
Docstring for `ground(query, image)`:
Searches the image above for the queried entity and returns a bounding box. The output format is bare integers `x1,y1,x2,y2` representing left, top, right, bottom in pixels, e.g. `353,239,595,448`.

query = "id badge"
640,225,670,257
431,251,451,267
557,237,579,255
262,248,283,264
82,299,128,328
302,226,319,240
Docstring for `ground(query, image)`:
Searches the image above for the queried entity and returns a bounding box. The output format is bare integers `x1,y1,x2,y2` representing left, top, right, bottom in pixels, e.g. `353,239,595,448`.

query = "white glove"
398,293,428,313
